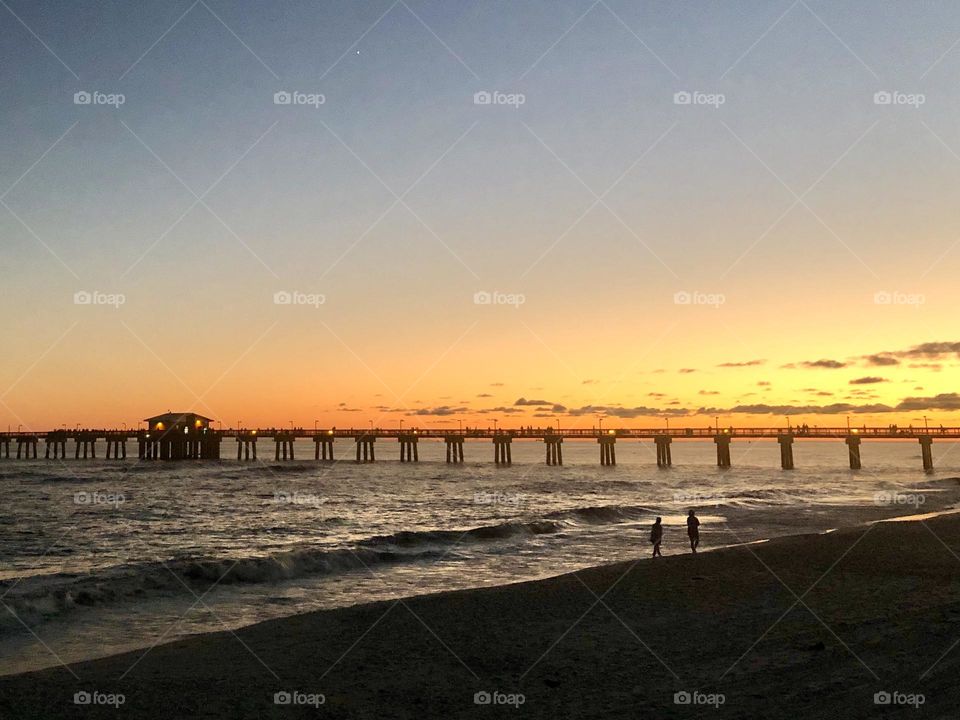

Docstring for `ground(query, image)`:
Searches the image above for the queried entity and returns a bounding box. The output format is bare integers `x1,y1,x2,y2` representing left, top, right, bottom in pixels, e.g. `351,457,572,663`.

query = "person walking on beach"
687,509,700,554
650,517,663,558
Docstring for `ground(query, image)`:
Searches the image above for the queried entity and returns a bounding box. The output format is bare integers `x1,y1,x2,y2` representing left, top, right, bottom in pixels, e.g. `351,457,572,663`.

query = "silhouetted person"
650,516,663,558
687,509,700,553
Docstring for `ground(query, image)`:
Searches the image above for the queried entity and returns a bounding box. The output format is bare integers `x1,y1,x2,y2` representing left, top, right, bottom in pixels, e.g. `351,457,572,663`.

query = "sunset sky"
2,0,959,429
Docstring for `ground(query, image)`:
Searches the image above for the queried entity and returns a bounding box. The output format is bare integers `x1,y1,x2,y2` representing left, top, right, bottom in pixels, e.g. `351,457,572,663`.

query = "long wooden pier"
0,426,956,470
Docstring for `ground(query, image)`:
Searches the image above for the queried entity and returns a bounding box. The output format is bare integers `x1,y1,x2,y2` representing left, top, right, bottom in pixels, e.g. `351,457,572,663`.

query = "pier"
1,421,957,470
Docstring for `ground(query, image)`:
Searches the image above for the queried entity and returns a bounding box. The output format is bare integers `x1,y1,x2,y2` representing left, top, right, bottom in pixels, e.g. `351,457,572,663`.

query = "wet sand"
2,512,960,718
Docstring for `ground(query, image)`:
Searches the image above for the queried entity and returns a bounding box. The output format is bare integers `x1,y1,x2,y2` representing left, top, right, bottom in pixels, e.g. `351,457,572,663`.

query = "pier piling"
399,434,419,462
598,435,616,466
545,436,563,465
714,434,731,468
845,434,862,470
444,436,464,464
919,436,934,472
355,435,375,463
654,435,672,467
777,434,794,470
493,435,512,465
314,435,335,461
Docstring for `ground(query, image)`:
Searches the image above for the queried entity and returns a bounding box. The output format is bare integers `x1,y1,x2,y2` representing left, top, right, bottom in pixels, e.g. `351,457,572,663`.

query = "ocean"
1,437,958,675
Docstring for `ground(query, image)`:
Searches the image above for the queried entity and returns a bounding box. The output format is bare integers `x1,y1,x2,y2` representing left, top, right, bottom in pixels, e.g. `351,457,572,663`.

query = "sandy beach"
2,512,959,718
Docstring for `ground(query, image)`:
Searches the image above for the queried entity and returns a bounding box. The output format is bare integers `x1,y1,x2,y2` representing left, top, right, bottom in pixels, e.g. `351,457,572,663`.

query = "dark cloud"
849,376,887,385
378,405,469,416
679,368,697,374
582,379,597,385
717,360,765,367
698,390,720,395
514,398,555,407
476,393,493,398
789,359,847,369
757,381,771,387
908,362,942,371
864,353,900,367
897,341,960,358
566,404,690,418
895,393,960,411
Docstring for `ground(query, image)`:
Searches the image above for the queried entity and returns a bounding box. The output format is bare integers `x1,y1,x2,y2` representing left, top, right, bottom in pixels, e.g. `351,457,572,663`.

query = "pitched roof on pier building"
144,412,214,433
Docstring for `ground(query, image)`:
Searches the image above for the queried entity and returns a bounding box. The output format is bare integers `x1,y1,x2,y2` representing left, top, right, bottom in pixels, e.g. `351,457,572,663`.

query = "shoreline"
3,510,960,717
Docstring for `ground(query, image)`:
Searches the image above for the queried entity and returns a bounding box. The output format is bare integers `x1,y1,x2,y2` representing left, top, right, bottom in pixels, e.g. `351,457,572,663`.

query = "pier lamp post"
217,420,222,432
598,416,603,434
75,423,81,431
786,416,791,431
237,420,242,433
493,418,499,434
556,419,560,433
665,416,670,432
314,420,318,433
17,424,22,433
846,415,851,431
458,419,463,433
289,420,294,431
121,423,126,431
924,416,929,432
400,419,404,432
714,416,719,433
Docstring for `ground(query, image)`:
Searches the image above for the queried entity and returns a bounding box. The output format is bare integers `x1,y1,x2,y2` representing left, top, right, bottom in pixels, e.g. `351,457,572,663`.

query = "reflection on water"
0,438,958,674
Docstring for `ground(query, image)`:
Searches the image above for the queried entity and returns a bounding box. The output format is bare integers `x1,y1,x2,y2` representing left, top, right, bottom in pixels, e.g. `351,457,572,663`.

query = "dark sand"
4,513,960,718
